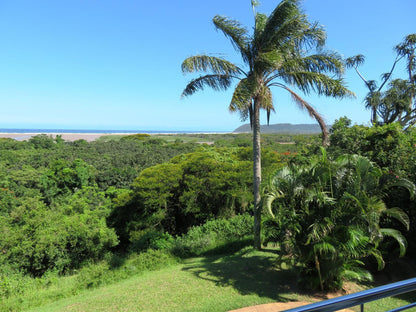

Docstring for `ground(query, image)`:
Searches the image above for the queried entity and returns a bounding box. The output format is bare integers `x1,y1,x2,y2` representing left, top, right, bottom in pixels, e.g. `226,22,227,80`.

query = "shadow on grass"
372,257,416,305
182,247,300,302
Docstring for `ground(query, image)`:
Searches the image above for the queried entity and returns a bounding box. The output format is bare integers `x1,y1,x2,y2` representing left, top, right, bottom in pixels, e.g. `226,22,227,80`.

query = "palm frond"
365,91,382,111
281,71,355,98
382,207,410,230
229,78,255,112
261,0,300,36
307,220,334,243
298,22,327,50
380,228,407,257
275,85,329,145
343,227,369,257
313,241,336,256
181,74,233,97
256,50,284,72
261,2,326,53
369,249,385,270
385,177,416,200
181,55,241,76
258,85,275,125
339,192,363,211
305,187,335,207
341,266,373,282
300,52,345,76
260,0,304,47
264,191,283,218
254,12,268,40
213,15,251,63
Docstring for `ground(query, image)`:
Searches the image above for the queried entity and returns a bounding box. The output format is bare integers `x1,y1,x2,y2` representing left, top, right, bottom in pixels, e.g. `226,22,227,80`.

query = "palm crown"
182,0,353,143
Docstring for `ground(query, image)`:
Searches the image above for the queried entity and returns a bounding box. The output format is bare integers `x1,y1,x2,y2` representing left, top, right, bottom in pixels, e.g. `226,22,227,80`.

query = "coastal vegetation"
0,123,415,310
0,0,415,310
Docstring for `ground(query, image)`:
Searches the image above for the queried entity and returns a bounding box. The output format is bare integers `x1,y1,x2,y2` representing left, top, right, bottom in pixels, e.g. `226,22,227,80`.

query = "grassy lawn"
8,248,415,312
26,249,304,312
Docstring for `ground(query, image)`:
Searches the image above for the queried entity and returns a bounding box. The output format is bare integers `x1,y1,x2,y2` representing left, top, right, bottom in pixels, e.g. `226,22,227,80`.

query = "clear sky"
0,0,415,131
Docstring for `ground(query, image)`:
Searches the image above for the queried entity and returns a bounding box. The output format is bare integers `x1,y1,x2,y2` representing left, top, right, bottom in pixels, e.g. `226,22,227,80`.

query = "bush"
120,133,151,141
172,214,253,257
28,134,56,149
0,189,119,276
264,152,413,290
129,230,175,253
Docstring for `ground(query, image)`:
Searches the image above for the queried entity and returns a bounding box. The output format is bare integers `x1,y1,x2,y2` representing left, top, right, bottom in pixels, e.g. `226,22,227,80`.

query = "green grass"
16,248,304,312
3,248,415,312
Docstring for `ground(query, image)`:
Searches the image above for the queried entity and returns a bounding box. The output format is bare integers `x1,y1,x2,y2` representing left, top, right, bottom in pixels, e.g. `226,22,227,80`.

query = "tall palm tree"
346,33,416,127
181,0,353,249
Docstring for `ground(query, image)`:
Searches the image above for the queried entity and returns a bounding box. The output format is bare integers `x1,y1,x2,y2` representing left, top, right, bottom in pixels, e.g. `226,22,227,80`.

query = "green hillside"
233,123,324,134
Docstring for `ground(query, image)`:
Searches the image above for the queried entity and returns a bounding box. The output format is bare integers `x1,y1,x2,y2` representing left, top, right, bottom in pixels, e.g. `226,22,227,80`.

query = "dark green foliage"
0,137,197,276
264,151,414,290
0,138,27,150
0,188,118,276
109,148,261,248
0,188,19,214
130,230,175,253
171,214,254,257
28,134,56,149
328,118,416,257
40,159,96,202
329,118,416,174
0,138,198,192
120,133,151,141
0,134,283,279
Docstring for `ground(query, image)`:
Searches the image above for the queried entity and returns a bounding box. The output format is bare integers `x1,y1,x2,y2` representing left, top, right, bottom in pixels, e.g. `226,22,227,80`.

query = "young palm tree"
264,152,414,290
181,0,353,249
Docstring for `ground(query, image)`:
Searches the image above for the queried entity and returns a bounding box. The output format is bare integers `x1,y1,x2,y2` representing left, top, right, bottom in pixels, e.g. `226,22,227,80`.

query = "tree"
181,0,353,248
264,151,414,290
346,34,416,127
110,148,255,248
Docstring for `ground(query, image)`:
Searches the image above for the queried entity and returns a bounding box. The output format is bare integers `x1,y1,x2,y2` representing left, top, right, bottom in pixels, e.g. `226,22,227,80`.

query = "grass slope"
26,249,303,312
17,248,416,312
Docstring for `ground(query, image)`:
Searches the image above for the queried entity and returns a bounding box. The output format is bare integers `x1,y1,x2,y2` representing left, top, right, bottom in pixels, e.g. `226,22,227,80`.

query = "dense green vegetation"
264,150,413,290
0,132,294,310
0,123,415,310
110,147,281,250
0,136,198,276
0,0,415,309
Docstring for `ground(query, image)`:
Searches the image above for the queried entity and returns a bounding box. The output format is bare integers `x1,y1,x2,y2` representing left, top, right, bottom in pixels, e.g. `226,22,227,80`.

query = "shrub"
0,189,119,276
264,151,414,290
129,230,175,253
120,133,151,141
172,214,253,257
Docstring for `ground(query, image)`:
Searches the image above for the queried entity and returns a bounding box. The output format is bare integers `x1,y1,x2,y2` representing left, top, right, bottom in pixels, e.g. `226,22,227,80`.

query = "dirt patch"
228,300,355,312
228,287,359,312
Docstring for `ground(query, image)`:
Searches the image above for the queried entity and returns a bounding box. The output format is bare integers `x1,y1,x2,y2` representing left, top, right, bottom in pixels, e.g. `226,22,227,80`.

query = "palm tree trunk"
252,98,262,250
372,107,378,125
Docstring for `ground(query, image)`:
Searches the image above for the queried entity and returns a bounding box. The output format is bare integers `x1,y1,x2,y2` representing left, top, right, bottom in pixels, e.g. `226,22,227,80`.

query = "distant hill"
233,123,324,134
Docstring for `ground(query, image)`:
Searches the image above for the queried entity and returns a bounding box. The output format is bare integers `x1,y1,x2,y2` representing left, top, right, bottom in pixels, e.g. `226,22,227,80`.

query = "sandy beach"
0,133,122,142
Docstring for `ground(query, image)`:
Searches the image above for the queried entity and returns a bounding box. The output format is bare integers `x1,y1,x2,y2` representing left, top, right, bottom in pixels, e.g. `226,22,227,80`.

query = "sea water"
0,129,224,134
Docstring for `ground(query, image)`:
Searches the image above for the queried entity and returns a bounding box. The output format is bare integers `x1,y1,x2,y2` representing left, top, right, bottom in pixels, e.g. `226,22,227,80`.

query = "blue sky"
0,0,414,131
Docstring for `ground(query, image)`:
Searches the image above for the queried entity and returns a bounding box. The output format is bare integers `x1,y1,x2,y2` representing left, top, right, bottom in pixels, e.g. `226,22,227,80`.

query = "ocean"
0,129,225,134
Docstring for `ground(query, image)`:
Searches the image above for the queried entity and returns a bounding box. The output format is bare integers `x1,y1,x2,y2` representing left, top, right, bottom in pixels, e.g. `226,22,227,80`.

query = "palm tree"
264,152,414,290
181,0,353,249
346,33,416,127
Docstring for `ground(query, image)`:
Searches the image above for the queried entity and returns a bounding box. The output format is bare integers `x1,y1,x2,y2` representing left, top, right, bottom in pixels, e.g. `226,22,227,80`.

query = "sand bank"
0,133,125,142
